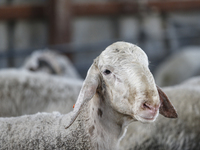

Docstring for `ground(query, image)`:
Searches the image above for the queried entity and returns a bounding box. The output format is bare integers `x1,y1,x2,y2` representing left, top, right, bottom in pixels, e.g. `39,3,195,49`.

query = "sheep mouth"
140,116,156,121
135,113,158,123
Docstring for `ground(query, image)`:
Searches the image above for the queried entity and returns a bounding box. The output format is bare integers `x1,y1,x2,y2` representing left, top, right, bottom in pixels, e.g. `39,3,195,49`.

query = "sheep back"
0,69,82,117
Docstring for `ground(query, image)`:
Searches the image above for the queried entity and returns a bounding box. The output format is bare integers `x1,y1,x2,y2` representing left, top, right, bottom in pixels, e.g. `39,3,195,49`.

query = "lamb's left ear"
65,60,100,129
157,86,178,118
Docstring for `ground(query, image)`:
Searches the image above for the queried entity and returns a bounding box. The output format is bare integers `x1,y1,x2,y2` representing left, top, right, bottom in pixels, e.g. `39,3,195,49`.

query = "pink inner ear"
157,86,178,118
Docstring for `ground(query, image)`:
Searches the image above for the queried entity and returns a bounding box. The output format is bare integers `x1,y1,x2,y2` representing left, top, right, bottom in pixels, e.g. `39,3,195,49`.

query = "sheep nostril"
142,102,160,111
143,103,152,110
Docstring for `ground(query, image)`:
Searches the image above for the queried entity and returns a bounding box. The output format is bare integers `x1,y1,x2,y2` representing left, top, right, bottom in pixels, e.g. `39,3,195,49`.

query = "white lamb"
0,49,83,117
0,42,177,150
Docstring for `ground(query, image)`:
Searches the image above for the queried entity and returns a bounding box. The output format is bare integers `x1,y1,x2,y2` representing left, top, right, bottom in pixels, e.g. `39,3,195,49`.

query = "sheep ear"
157,86,178,118
65,63,99,129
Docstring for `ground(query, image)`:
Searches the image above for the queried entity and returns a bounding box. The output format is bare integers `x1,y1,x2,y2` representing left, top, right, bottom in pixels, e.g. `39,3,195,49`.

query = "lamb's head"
97,42,159,123
23,50,58,74
66,42,177,128
97,42,177,123
23,50,80,78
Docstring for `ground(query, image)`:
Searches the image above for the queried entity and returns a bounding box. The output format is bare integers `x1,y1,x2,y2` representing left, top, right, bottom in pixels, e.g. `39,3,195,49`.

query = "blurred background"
0,0,200,86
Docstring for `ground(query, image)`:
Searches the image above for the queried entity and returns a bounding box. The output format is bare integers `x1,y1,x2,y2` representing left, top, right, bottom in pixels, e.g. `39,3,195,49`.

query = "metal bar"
0,4,45,20
148,0,200,12
1,1,200,20
147,0,200,12
73,2,139,16
48,0,72,45
73,2,129,16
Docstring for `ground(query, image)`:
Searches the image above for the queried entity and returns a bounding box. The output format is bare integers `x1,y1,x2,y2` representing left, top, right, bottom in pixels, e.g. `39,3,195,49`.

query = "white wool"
155,47,200,86
0,69,83,117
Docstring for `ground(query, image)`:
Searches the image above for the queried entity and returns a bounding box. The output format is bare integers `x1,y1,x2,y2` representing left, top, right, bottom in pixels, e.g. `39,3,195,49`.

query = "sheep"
0,42,177,150
22,49,81,79
0,49,83,117
154,46,200,86
0,69,83,117
181,76,200,87
120,83,200,150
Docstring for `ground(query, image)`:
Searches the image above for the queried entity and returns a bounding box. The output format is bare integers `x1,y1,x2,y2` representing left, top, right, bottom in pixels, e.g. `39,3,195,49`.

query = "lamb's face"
98,42,160,123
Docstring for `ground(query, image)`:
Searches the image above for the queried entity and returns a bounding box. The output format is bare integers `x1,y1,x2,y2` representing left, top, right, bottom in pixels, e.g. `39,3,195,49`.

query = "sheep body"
0,110,94,150
0,69,82,117
155,47,200,86
0,97,123,150
120,84,200,150
181,76,200,87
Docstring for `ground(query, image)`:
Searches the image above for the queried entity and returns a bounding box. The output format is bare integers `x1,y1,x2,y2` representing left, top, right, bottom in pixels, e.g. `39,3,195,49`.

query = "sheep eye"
103,69,111,75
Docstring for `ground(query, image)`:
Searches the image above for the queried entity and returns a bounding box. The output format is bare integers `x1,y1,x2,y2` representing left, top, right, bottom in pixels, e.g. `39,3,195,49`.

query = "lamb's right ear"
65,61,100,129
157,86,178,118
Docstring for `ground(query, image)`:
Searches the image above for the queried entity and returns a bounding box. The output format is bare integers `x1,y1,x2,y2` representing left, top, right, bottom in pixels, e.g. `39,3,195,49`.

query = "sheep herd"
0,42,199,150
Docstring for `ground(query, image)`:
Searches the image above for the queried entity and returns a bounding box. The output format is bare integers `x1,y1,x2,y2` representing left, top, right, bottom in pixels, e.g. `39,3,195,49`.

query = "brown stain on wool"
89,125,95,136
97,108,103,117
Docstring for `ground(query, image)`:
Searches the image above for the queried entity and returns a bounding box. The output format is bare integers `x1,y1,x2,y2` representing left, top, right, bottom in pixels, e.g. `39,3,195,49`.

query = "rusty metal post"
48,0,72,45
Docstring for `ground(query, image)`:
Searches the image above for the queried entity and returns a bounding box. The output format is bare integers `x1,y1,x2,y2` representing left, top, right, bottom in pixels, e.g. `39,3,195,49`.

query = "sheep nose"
138,102,160,121
142,102,159,113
